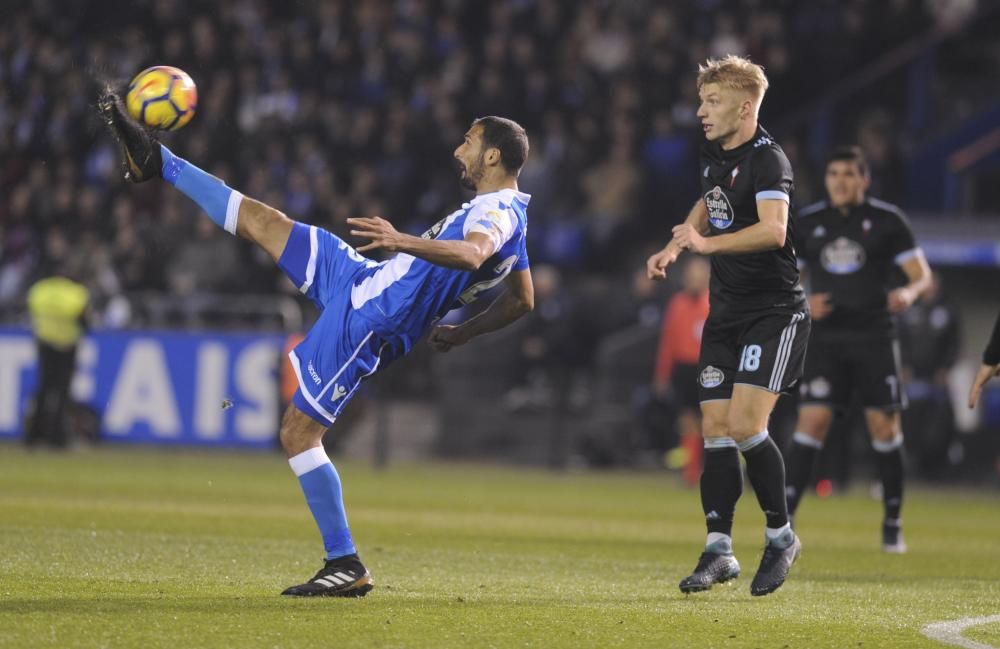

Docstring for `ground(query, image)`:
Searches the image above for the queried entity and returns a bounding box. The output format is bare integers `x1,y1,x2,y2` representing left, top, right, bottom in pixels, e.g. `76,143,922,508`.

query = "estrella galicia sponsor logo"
700,365,725,388
421,216,447,240
307,361,322,385
820,236,866,274
704,185,734,230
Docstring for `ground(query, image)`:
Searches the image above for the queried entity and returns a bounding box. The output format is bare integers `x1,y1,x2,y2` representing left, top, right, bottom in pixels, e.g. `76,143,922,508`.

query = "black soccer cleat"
882,519,907,554
97,89,162,183
678,551,741,593
281,554,374,598
750,533,801,596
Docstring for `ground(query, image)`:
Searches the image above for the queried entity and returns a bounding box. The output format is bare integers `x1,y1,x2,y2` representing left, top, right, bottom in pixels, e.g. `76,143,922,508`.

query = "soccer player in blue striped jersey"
98,93,534,597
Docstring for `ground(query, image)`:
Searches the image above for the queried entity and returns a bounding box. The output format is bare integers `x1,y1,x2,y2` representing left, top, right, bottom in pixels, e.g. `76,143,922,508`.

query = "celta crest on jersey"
820,236,866,274
704,185,735,229
700,365,725,388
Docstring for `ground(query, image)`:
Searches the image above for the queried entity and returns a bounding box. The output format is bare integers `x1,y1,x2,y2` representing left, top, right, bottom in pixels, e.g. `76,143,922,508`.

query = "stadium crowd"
0,0,959,321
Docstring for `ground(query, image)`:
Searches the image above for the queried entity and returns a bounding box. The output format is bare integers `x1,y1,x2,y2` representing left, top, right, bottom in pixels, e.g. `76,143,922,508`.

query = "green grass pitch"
1,445,998,648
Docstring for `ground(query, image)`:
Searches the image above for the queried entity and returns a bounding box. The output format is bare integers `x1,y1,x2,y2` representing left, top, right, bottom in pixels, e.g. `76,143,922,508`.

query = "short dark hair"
827,146,868,176
472,116,529,177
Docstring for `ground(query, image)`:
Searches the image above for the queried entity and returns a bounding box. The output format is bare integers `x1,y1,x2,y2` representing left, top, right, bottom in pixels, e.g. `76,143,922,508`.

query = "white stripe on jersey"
351,254,417,310
300,226,319,294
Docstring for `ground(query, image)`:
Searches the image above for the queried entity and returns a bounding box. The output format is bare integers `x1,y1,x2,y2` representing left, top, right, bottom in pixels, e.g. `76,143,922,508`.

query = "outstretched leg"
100,92,373,597
98,91,293,262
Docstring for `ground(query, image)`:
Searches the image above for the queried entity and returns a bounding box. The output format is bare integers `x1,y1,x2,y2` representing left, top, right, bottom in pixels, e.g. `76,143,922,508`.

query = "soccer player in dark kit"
646,55,809,596
786,146,931,553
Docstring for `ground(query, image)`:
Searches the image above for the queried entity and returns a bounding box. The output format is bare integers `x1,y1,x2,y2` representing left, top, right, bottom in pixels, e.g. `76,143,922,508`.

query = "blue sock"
289,447,356,560
160,144,243,234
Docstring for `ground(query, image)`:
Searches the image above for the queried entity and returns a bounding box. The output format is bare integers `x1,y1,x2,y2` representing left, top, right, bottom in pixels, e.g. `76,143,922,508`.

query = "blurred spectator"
504,265,583,411
166,218,241,295
653,257,710,485
0,0,951,314
25,271,89,448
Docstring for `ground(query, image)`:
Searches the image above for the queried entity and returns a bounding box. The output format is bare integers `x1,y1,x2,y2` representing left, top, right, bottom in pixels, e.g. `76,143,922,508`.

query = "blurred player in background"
646,56,808,596
98,92,534,597
786,146,931,553
653,257,710,486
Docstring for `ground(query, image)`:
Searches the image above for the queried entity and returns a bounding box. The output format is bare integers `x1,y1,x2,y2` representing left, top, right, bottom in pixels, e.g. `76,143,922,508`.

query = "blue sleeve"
512,230,530,271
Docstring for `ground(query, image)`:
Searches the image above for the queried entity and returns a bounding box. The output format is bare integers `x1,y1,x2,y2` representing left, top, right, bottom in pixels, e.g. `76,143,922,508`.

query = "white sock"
705,532,733,553
765,523,793,547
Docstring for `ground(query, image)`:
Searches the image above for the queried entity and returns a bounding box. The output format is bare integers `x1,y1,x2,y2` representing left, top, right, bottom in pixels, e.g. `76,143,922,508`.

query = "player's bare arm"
647,201,708,280
968,362,1000,409
673,198,787,255
348,216,494,271
429,269,534,352
888,252,932,313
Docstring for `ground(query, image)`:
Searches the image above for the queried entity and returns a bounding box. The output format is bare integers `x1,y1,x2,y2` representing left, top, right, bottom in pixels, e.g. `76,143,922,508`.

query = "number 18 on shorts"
698,310,810,402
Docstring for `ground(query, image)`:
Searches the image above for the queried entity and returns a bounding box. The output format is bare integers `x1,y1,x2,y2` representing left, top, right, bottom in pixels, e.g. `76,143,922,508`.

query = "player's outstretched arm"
969,311,1000,408
968,363,1000,409
97,94,297,263
674,198,787,255
348,217,493,270
429,270,534,352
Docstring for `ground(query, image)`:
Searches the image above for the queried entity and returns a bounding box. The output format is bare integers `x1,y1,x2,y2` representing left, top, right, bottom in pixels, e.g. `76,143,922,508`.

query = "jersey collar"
709,125,771,162
469,188,532,206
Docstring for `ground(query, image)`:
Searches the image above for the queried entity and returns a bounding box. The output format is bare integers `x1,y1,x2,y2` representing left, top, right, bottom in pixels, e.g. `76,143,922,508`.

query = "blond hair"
697,55,769,103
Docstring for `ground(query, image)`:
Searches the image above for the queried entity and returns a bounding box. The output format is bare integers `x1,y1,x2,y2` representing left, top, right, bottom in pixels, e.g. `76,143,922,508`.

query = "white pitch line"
922,615,1000,649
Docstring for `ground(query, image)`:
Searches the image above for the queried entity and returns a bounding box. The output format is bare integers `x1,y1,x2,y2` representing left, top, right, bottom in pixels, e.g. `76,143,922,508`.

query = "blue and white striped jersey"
351,188,531,351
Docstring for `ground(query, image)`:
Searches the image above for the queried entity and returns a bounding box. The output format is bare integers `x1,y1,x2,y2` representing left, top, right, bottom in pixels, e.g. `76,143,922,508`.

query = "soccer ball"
125,66,197,131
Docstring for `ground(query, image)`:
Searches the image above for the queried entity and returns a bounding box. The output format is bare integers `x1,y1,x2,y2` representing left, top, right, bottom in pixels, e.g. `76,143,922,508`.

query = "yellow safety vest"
27,277,89,349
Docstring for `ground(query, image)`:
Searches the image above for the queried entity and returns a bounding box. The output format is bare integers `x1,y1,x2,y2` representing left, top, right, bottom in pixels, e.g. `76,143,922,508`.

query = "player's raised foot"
750,530,801,596
679,550,741,593
96,89,162,183
281,554,374,598
882,519,907,554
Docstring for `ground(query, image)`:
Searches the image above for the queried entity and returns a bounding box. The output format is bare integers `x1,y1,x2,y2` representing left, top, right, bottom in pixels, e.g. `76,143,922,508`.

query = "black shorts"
698,308,810,402
671,363,701,410
799,333,905,411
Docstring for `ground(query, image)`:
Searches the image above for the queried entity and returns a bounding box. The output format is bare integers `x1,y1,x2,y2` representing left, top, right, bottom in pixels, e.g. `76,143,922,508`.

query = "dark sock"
741,433,789,529
874,446,904,521
700,445,743,537
785,434,823,517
